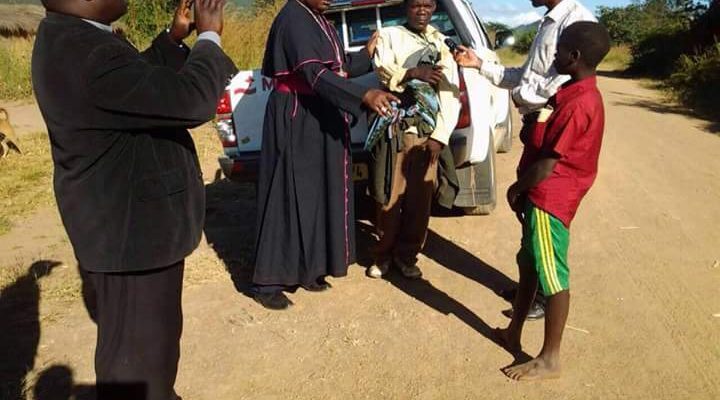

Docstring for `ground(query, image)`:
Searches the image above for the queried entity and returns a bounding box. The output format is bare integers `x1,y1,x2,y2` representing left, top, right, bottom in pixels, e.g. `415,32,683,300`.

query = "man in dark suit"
31,0,237,398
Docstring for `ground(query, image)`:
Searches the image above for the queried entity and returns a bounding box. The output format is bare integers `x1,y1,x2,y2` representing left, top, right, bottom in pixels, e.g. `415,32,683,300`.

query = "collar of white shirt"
82,19,113,33
545,0,576,22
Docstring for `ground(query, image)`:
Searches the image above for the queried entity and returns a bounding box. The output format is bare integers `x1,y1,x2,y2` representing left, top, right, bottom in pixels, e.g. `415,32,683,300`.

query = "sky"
472,0,634,27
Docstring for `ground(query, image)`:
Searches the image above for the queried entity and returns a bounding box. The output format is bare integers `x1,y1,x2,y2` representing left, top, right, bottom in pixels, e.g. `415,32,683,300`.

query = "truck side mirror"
494,30,515,49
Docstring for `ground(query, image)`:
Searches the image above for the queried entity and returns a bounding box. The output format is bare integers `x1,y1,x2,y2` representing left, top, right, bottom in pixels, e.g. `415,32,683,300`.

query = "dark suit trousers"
81,261,184,400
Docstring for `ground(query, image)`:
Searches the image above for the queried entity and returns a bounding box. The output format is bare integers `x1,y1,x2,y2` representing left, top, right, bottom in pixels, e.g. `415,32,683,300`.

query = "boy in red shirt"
497,21,611,380
456,21,611,380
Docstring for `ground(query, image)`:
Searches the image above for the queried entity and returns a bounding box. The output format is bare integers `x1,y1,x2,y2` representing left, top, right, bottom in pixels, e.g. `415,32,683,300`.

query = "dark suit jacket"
31,12,238,273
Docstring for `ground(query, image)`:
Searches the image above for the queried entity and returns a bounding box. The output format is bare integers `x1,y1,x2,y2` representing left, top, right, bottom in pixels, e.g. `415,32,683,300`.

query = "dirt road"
2,75,719,399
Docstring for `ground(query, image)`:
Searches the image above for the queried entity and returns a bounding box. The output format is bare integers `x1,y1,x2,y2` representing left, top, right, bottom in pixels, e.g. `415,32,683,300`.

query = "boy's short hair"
561,22,611,69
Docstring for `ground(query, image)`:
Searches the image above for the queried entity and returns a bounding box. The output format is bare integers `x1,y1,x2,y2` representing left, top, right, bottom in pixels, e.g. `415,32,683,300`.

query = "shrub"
629,27,688,77
668,42,720,118
121,0,176,47
512,29,535,54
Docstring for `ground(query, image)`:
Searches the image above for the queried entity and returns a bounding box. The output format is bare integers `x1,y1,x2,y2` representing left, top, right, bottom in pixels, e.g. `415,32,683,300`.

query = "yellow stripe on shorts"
535,208,559,293
540,210,563,292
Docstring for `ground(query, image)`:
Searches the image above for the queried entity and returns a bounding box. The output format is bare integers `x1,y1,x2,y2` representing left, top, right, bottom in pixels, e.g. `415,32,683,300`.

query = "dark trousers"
81,261,184,400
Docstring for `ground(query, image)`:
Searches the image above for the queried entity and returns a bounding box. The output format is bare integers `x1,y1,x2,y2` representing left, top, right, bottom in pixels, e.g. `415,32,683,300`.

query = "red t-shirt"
517,76,605,227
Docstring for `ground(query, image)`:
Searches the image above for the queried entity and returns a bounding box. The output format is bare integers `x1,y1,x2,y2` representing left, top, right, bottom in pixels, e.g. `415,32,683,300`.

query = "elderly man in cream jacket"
367,0,460,280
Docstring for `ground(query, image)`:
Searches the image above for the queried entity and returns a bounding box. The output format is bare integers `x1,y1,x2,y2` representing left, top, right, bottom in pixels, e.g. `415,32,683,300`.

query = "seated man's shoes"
367,261,390,279
394,258,422,279
253,291,293,310
302,277,332,292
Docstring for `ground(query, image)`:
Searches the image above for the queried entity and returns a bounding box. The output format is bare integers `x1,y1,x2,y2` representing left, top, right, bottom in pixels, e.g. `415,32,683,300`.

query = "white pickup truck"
215,0,513,214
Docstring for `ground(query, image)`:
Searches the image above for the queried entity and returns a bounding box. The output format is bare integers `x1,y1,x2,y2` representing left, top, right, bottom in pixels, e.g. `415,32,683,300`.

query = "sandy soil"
1,75,719,399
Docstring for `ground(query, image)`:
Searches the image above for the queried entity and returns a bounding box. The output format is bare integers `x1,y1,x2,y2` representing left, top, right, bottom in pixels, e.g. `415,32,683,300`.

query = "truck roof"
328,0,404,13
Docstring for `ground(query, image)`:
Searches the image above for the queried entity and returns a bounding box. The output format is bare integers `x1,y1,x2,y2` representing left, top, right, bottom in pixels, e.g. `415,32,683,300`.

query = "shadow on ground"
597,70,720,134
0,260,63,399
203,178,528,362
203,174,258,293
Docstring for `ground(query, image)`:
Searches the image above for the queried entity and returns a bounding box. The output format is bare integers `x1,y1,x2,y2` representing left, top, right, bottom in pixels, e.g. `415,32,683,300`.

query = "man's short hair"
561,21,611,69
404,0,437,6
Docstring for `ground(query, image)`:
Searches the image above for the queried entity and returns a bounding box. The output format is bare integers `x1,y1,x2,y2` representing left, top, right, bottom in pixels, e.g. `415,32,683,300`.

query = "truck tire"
497,101,513,154
454,132,497,216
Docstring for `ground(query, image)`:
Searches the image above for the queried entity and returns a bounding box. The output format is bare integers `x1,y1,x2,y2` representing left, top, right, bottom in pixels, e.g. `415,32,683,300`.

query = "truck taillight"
216,90,232,115
456,73,471,129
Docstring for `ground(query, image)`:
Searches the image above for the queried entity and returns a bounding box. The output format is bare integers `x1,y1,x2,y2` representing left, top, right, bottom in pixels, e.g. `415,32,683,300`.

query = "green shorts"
517,202,570,296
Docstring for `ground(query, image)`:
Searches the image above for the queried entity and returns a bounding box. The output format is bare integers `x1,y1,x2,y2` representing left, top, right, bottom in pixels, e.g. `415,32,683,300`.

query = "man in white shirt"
455,0,595,320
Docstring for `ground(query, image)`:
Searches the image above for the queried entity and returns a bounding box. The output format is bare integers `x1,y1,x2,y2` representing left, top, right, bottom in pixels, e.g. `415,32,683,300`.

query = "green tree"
121,0,177,46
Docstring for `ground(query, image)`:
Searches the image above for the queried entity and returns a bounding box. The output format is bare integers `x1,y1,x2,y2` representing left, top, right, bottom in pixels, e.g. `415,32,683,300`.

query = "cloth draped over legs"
253,0,373,287
368,80,459,210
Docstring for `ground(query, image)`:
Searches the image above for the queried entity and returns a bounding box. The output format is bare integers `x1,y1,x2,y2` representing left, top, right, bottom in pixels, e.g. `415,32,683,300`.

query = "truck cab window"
346,8,378,47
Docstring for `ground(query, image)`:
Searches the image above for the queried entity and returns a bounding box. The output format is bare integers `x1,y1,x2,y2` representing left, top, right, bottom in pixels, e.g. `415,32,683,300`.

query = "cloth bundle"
364,79,440,151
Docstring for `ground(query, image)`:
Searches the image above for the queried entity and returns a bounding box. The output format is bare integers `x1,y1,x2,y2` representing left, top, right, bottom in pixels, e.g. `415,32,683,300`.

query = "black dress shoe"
501,300,546,321
302,278,332,292
253,291,293,310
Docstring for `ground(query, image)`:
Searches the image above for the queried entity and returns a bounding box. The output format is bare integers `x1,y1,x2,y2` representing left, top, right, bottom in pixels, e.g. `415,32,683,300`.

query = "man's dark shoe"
302,281,331,292
253,291,293,310
502,300,545,321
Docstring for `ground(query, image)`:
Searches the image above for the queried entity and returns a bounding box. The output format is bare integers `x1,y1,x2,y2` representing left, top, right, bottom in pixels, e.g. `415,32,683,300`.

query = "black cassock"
254,0,372,287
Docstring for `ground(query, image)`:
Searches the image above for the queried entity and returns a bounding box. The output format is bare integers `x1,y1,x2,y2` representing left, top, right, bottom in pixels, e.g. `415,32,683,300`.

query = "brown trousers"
373,133,438,265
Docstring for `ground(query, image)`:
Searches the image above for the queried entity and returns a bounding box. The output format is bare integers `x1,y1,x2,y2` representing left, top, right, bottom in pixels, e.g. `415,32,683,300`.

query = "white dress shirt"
81,18,222,48
479,0,595,115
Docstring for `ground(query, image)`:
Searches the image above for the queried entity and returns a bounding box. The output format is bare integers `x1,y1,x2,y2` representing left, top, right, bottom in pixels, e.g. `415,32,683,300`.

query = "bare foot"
502,356,561,381
492,327,521,355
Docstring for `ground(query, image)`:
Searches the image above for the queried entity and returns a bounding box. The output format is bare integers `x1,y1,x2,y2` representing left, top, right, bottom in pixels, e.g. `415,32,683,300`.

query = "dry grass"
223,1,284,70
0,132,54,235
0,4,43,38
496,47,526,67
600,45,632,72
0,37,34,100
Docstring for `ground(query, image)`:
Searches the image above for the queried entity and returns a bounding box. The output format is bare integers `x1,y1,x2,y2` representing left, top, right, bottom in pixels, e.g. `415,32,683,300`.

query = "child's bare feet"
502,355,561,381
492,327,522,355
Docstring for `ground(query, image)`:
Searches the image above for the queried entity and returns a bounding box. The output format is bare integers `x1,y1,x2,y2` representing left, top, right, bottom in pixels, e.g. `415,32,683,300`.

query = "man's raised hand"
195,0,226,35
454,45,482,70
169,0,195,44
363,89,401,118
407,65,445,86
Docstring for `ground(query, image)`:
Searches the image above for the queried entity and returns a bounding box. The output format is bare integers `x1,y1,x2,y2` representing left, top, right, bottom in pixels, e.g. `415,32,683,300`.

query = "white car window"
345,8,378,47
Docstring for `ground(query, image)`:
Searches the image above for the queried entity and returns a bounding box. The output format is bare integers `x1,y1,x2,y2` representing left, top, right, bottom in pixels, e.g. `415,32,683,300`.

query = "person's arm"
140,0,194,71
429,47,461,147
345,48,373,78
480,62,524,90
453,45,523,89
85,0,236,130
297,62,399,119
507,157,558,212
510,70,569,110
373,29,407,92
298,62,368,117
85,40,237,130
374,29,446,92
140,31,191,71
